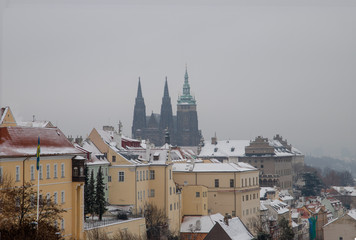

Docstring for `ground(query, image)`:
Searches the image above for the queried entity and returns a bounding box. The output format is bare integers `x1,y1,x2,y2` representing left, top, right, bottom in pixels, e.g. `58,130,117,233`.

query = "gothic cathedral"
131,69,201,146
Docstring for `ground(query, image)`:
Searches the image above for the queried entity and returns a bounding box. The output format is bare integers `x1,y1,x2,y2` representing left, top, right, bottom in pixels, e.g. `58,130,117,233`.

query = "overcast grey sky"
1,0,355,158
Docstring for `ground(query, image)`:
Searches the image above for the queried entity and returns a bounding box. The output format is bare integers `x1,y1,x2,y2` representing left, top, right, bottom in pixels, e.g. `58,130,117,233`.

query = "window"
108,176,112,182
169,170,172,180
30,165,35,180
204,204,206,210
61,163,65,178
54,164,58,178
112,156,116,162
214,179,219,187
39,165,43,179
253,193,256,199
61,191,65,204
174,203,176,210
61,219,65,230
230,179,234,188
143,171,145,180
46,193,51,204
16,166,20,182
0,166,2,182
170,204,172,211
46,164,50,179
150,170,155,180
140,171,142,181
146,170,148,180
261,165,264,168
253,178,255,185
173,187,176,194
243,196,244,201
54,192,58,204
170,187,172,195
136,171,139,181
196,192,200,197
118,171,125,182
249,178,251,186
150,189,155,197
143,190,145,199
246,195,249,201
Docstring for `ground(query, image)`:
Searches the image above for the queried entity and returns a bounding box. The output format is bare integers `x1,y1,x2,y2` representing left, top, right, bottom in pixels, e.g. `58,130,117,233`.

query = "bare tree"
0,175,65,240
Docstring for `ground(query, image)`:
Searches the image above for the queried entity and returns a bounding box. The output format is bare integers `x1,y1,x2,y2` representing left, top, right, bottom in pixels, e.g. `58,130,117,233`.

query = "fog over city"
1,0,355,158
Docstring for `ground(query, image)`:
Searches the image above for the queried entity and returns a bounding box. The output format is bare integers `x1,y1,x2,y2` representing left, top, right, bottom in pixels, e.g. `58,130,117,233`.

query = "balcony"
72,155,85,182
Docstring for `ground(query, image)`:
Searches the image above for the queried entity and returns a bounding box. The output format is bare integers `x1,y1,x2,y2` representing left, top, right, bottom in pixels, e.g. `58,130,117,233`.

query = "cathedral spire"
137,77,143,98
178,67,196,105
164,76,169,98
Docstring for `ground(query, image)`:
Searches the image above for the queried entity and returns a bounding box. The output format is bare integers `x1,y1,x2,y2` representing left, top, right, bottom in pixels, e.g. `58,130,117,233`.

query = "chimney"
211,132,217,145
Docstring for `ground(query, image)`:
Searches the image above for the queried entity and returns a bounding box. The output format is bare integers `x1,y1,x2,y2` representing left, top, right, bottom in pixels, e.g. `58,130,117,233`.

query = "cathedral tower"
159,77,175,143
132,78,146,139
176,68,200,146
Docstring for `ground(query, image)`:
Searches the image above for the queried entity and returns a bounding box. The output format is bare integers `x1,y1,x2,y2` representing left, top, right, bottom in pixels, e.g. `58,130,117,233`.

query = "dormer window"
214,148,218,152
231,147,235,152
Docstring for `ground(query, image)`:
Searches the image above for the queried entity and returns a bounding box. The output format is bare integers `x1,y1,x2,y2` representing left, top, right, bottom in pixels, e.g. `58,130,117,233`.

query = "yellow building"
88,127,181,234
173,162,260,230
0,106,17,127
0,124,86,239
181,185,208,216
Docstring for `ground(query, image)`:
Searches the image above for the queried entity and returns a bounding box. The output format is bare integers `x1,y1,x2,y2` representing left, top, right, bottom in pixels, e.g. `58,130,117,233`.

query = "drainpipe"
135,166,137,215
234,172,236,216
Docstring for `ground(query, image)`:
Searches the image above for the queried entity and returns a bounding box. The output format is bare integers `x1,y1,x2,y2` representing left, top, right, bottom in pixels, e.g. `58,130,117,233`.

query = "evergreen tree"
95,166,107,221
278,217,294,240
88,170,96,218
301,171,324,196
84,166,90,217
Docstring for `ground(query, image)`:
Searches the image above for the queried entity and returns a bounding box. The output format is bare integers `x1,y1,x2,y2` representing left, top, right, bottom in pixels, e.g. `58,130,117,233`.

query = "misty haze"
1,1,356,158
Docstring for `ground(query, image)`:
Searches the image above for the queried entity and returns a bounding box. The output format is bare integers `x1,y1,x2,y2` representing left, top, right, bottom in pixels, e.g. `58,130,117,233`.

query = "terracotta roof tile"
0,126,83,157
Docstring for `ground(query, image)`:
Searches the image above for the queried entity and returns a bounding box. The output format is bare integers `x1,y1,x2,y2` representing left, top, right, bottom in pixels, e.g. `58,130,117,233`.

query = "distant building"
323,209,356,240
132,69,201,146
173,162,260,231
199,135,304,190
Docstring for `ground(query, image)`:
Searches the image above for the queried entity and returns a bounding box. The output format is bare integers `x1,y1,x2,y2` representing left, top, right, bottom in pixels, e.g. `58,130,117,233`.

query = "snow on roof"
292,212,299,219
0,126,83,157
0,106,9,124
180,213,224,233
279,190,294,202
172,162,257,173
332,186,356,196
260,187,276,198
218,217,254,240
17,121,53,128
260,202,268,211
292,220,298,228
263,199,289,215
79,141,110,165
347,209,356,221
199,139,302,158
199,140,250,158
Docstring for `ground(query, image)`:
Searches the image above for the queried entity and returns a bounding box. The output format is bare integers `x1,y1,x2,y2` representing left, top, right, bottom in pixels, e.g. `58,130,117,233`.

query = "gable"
0,107,17,127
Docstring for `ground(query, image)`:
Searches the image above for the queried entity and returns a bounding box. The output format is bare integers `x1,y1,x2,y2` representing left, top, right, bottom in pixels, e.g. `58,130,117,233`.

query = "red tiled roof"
0,126,83,157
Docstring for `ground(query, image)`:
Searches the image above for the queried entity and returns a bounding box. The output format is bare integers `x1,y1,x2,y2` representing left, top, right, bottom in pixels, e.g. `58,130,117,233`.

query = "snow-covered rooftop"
172,162,257,173
217,217,254,240
199,138,302,158
332,186,356,196
180,213,224,233
260,187,276,199
262,199,289,215
0,126,83,157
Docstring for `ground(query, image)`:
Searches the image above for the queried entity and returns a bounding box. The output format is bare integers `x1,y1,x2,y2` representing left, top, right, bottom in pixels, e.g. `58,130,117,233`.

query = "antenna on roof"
33,115,35,122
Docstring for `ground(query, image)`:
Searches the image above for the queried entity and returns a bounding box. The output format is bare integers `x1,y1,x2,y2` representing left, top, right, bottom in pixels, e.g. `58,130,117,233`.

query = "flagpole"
36,136,40,232
37,166,39,229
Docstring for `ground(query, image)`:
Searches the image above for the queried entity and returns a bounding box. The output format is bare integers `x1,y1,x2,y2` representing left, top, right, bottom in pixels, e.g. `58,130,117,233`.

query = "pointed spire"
137,77,143,98
163,76,169,98
185,64,189,83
